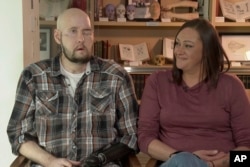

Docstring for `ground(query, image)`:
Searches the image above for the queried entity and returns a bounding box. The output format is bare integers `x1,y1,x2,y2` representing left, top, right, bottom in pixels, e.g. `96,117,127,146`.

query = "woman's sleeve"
229,75,250,147
138,72,161,153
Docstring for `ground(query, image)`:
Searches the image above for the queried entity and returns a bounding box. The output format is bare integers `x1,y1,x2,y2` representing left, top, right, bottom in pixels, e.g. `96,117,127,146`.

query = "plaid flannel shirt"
7,55,138,164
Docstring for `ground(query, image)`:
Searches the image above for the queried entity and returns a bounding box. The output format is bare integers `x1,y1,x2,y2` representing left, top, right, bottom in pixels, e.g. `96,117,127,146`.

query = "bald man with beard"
7,8,138,167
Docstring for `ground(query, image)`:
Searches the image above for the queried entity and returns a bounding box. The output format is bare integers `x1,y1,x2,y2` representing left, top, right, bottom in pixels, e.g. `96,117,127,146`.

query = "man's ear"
54,29,61,45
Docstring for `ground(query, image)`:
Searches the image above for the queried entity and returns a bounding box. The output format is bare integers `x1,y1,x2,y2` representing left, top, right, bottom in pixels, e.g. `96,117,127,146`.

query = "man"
7,8,138,167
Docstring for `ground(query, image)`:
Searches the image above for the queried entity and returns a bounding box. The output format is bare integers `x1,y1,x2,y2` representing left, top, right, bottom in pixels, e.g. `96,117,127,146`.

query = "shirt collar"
50,55,98,77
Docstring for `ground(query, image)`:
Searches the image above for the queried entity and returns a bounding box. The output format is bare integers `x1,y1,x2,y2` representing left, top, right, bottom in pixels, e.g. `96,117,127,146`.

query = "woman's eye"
174,42,179,47
185,44,193,48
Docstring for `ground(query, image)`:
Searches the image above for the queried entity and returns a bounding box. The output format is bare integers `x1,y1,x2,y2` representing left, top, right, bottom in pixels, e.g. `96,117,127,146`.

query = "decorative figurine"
161,1,199,21
152,54,166,66
126,4,136,20
116,4,126,18
149,0,161,21
105,4,115,21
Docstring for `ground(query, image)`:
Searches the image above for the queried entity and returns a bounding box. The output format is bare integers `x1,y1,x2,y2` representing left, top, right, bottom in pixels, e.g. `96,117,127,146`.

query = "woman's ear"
54,29,61,45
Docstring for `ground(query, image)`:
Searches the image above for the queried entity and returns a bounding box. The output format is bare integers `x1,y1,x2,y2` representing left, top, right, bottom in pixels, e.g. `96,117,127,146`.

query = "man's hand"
83,143,133,167
46,158,81,167
84,154,103,167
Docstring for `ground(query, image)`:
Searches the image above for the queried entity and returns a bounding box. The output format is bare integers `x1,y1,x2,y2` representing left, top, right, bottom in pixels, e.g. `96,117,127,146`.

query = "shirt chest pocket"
36,91,59,116
89,88,113,114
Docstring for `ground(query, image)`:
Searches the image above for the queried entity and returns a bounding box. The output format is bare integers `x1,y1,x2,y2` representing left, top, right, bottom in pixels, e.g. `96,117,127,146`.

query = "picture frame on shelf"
163,37,174,60
219,0,250,21
40,28,51,60
127,0,160,21
221,34,250,62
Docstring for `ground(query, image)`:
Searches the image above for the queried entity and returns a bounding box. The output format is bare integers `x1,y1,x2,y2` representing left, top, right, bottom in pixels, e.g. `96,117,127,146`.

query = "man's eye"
83,30,91,35
68,29,77,35
71,29,77,33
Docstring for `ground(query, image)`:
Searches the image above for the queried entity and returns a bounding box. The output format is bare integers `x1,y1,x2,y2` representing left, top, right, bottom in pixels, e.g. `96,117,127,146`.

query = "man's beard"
61,44,91,64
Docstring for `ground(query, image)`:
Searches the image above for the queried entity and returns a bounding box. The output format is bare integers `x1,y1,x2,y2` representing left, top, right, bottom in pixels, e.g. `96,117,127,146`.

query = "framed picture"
221,34,250,61
163,37,174,60
127,0,160,21
219,0,250,21
40,28,51,60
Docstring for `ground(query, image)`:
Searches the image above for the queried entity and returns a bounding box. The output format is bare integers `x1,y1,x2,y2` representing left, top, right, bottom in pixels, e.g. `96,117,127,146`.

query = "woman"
138,18,250,167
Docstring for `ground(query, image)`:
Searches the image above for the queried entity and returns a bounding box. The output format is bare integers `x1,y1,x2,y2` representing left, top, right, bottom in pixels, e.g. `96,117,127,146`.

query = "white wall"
0,1,23,166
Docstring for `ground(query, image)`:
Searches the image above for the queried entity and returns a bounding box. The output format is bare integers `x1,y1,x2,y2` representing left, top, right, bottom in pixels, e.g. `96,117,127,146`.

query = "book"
197,0,210,20
93,40,110,59
71,0,86,11
163,37,174,60
109,44,121,64
119,42,150,61
94,0,103,21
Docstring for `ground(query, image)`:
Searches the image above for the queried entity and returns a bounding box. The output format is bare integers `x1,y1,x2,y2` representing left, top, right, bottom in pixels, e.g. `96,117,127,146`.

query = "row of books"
238,75,250,89
93,40,122,63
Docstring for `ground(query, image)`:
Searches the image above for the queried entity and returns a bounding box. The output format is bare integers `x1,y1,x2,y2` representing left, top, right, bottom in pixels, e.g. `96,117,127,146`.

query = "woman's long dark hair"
172,18,230,89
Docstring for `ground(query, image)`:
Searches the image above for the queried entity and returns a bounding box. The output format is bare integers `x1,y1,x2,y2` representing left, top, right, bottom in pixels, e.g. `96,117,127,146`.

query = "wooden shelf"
40,20,56,26
124,65,170,74
94,21,184,27
124,65,250,75
40,20,184,29
31,0,250,99
215,22,250,33
215,22,250,27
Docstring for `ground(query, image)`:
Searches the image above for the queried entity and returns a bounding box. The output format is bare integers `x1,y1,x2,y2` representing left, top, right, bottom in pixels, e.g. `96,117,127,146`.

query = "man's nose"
77,32,85,42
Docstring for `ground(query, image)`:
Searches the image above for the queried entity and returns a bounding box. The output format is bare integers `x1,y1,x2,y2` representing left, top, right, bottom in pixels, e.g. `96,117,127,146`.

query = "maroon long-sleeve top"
138,70,250,154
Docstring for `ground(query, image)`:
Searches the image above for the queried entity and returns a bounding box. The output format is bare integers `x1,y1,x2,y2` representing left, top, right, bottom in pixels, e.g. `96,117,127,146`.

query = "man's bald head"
56,8,91,31
53,7,94,64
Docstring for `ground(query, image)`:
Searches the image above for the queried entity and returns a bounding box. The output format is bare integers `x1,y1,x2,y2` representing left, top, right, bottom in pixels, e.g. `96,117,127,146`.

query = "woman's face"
174,27,203,74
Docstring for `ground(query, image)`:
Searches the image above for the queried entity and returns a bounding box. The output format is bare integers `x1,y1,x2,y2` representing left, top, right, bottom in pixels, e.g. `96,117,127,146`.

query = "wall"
0,0,23,166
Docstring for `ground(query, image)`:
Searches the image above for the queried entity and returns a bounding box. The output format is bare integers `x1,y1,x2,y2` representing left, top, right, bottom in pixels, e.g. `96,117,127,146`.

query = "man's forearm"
19,140,56,166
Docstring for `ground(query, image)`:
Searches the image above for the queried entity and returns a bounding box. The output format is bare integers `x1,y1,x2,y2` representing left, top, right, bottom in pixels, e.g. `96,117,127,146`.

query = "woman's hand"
193,150,226,161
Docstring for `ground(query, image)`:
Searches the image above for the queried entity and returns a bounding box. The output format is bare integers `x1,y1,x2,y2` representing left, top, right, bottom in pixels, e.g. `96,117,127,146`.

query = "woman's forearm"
147,139,177,161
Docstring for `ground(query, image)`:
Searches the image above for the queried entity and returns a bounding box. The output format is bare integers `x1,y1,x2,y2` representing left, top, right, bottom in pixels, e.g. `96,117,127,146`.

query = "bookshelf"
124,65,250,99
37,0,250,99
